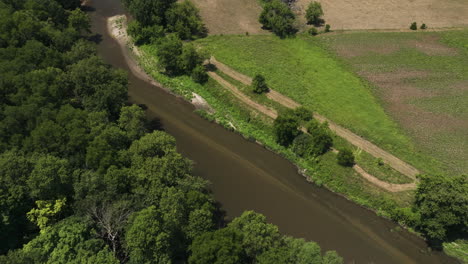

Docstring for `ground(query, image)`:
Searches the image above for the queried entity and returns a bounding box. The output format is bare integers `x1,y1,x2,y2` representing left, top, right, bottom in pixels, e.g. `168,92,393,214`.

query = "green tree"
410,22,417,30
127,21,164,45
118,104,147,141
259,0,296,38
293,106,313,122
179,43,203,74
291,134,314,157
68,8,91,34
125,206,172,263
323,250,344,264
21,217,119,264
124,0,176,27
273,112,299,146
414,174,468,241
308,123,333,156
166,0,205,40
337,149,355,167
156,34,183,74
186,208,215,240
252,74,269,94
128,130,177,160
189,228,246,264
27,198,66,232
191,65,208,84
229,211,281,259
305,1,324,25
0,151,33,253
27,155,71,200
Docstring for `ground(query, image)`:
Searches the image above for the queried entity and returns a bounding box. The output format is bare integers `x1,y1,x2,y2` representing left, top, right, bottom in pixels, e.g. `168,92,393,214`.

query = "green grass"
332,136,414,184
195,34,443,175
444,239,468,263
318,30,468,175
135,41,415,214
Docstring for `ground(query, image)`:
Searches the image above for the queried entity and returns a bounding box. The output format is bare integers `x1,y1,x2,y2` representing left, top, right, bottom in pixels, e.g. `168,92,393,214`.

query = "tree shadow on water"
146,117,164,132
88,33,103,44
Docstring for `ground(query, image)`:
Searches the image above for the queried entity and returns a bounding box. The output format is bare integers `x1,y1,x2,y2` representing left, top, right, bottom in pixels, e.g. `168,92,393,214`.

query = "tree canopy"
259,0,297,38
0,1,342,263
414,174,468,241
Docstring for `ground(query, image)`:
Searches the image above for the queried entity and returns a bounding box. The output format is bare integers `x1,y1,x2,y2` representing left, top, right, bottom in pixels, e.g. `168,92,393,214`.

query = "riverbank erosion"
88,0,455,262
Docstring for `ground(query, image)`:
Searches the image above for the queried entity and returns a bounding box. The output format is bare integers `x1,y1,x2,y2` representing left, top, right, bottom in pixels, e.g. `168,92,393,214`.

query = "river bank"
108,14,417,224
88,0,456,262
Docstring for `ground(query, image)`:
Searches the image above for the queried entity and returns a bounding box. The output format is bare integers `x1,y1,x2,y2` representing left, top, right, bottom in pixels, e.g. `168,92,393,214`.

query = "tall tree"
414,174,468,241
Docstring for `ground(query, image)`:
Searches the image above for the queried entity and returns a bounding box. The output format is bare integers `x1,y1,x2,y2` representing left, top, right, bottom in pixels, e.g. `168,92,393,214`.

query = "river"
87,0,455,263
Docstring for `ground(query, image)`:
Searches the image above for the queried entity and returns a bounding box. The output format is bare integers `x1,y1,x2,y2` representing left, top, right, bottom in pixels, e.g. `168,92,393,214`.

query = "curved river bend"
87,1,455,263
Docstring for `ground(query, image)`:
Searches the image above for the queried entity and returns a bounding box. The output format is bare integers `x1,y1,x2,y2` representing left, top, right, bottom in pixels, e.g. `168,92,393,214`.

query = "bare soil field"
190,0,267,35
294,0,468,30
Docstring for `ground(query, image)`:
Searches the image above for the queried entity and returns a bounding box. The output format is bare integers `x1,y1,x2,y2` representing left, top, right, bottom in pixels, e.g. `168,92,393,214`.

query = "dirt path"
210,67,415,192
208,71,278,119
108,17,416,192
209,57,420,180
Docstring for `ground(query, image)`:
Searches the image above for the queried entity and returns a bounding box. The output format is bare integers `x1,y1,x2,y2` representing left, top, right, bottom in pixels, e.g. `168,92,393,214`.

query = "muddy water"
87,1,455,263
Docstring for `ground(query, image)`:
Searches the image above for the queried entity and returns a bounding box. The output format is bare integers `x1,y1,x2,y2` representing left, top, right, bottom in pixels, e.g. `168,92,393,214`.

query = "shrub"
259,0,297,38
337,149,354,167
274,112,299,146
309,125,333,156
324,24,331,32
252,74,269,94
292,134,313,157
376,158,384,166
191,65,208,84
308,27,318,36
410,22,417,30
127,21,164,45
293,106,313,122
420,23,427,30
179,43,203,74
305,1,324,25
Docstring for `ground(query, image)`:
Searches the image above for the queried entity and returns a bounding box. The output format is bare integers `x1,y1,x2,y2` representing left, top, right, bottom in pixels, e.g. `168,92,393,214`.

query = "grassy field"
136,42,415,214
319,30,468,175
196,34,442,174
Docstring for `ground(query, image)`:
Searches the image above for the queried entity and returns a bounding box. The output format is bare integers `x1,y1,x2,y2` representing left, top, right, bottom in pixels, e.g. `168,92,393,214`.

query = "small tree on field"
324,24,331,32
252,74,269,94
305,1,324,25
410,22,417,30
337,149,354,167
259,0,297,38
420,23,427,30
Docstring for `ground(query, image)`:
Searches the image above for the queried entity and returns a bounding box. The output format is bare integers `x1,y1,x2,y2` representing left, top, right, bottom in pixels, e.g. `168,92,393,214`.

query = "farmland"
319,30,468,174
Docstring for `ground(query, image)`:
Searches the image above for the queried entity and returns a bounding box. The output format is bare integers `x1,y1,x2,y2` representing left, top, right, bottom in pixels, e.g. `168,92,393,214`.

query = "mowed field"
196,35,441,173
293,0,468,30
319,30,468,174
191,0,468,34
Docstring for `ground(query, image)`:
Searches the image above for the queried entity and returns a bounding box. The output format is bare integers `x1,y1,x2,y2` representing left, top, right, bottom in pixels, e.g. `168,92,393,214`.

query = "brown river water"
87,0,455,263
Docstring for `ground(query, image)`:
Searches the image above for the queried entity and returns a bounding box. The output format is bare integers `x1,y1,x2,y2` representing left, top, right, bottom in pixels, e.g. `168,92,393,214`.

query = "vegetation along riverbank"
118,0,467,261
0,0,345,263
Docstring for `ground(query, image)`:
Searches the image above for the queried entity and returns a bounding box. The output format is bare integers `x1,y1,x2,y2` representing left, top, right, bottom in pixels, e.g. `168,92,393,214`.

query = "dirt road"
209,57,420,179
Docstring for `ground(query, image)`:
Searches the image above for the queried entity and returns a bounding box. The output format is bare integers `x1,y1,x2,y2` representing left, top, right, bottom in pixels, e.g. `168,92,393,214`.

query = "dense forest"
0,0,344,263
